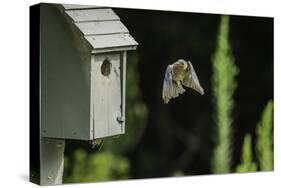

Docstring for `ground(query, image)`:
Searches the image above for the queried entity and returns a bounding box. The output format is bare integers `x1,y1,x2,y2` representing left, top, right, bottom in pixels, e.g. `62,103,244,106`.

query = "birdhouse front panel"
91,53,125,138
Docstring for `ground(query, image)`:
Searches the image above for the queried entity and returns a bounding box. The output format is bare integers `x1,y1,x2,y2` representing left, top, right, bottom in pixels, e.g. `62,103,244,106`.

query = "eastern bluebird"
162,59,204,104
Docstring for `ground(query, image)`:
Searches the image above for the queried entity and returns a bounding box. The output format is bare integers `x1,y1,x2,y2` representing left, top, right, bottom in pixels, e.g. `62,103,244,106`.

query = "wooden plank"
107,53,123,136
85,33,138,50
40,138,65,185
75,21,129,35
65,8,119,22
62,4,104,10
91,46,137,54
91,53,123,138
120,51,127,133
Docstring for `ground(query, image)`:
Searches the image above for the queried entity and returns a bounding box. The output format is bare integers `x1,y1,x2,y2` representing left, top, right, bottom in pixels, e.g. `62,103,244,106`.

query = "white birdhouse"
40,3,138,140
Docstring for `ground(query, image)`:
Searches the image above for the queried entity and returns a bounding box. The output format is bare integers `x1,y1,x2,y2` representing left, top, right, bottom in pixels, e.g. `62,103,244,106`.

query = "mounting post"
40,138,65,185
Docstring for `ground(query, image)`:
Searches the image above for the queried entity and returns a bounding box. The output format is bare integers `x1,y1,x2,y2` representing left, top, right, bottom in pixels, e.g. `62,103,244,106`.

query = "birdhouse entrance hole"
101,59,112,76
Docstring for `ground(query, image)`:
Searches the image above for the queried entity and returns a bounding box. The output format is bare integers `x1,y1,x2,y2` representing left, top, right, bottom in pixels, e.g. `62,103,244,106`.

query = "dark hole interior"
101,59,112,76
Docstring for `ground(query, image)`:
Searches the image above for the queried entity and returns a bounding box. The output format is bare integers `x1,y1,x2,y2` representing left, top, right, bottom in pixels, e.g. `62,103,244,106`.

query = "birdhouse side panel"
41,4,92,140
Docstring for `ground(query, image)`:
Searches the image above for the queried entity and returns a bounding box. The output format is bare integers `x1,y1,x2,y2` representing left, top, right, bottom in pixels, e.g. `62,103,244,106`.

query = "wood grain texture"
41,4,137,141
75,21,129,35
91,46,137,54
85,33,138,49
62,4,104,10
120,51,127,133
65,8,119,22
91,53,123,138
40,138,65,185
41,5,92,140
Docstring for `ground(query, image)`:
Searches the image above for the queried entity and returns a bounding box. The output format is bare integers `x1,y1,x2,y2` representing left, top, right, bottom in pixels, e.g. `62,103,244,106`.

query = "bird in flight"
162,59,204,104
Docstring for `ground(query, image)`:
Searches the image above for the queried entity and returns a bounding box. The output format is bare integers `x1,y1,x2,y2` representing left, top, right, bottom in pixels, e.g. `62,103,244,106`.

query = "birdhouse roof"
61,4,138,54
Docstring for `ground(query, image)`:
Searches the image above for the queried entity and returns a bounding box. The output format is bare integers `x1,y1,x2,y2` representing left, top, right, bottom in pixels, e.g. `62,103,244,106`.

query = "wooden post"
40,138,65,185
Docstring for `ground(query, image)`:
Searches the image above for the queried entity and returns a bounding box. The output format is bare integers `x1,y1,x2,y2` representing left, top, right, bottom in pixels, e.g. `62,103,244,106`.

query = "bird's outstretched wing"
182,61,204,95
162,65,185,104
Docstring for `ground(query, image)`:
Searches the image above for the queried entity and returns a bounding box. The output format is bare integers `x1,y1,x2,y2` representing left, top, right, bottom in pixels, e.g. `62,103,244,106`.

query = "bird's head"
176,59,188,70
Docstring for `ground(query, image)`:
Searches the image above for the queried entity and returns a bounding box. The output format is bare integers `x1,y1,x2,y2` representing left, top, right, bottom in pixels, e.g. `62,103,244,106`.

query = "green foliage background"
210,16,273,174
211,16,239,173
256,100,273,171
62,12,273,182
236,134,257,172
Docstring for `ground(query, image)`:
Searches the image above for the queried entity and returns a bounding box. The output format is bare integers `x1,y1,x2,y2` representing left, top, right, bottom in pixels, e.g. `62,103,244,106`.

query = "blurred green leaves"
236,100,273,173
64,149,129,183
172,171,185,177
236,134,257,172
211,16,239,173
256,100,273,171
211,15,273,174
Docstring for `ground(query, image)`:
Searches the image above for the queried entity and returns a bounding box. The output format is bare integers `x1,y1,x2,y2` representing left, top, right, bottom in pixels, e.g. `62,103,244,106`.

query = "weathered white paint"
120,51,127,133
37,3,138,186
91,53,123,138
62,4,103,10
41,4,138,141
75,21,129,36
91,46,137,54
85,33,138,50
40,138,65,185
41,5,138,140
41,5,92,140
65,8,119,22
62,4,138,53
